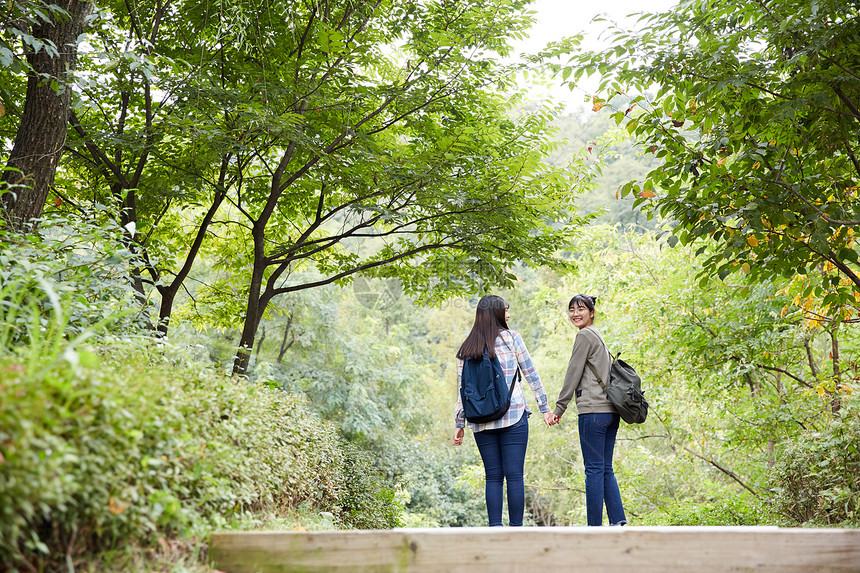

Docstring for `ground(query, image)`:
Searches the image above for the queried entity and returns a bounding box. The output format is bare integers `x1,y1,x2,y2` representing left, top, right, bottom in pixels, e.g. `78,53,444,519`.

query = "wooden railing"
209,526,860,572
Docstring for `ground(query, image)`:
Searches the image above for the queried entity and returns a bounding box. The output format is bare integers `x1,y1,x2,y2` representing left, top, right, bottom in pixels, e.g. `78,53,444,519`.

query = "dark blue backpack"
460,350,519,424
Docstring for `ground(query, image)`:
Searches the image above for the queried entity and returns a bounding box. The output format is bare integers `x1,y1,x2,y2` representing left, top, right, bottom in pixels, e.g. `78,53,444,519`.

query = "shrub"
770,387,860,527
371,436,486,528
636,494,771,526
0,342,403,571
339,444,403,530
0,216,150,350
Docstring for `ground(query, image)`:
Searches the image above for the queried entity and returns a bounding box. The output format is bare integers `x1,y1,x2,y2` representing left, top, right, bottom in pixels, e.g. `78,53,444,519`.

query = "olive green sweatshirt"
553,325,615,418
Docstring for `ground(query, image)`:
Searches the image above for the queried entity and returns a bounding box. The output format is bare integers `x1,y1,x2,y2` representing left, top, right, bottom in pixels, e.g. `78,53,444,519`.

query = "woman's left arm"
513,331,550,414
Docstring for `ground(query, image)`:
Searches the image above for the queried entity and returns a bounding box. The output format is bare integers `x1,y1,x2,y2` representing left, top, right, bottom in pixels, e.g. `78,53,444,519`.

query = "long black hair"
456,295,509,360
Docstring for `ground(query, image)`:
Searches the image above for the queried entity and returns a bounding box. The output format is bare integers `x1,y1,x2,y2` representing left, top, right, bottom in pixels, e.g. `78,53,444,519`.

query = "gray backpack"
587,352,648,424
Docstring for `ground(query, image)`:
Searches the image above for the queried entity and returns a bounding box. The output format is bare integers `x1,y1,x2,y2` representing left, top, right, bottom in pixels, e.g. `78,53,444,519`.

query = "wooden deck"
209,526,860,572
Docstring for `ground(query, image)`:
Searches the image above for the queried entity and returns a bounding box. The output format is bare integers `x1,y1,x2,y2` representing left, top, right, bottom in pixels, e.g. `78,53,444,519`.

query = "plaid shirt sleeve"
455,358,466,428
511,330,550,414
453,330,549,433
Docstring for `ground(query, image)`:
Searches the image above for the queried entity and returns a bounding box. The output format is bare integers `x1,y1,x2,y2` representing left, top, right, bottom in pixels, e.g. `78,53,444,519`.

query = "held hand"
543,412,559,427
453,427,465,446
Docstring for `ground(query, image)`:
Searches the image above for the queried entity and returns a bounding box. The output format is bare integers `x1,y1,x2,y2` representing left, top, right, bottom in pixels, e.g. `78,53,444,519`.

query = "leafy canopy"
560,0,860,322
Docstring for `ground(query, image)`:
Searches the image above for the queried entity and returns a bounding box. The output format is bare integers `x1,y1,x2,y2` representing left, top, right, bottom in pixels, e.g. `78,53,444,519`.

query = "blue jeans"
578,412,626,526
473,413,529,526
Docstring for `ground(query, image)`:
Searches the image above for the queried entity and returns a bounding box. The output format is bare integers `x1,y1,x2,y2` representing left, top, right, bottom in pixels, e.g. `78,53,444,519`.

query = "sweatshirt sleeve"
553,332,591,418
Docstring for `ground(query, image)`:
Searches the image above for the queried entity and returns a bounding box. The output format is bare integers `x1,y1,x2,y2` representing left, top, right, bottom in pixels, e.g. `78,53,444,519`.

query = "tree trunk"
233,237,269,375
277,314,295,363
234,301,262,375
1,0,92,231
158,292,176,335
255,326,266,358
155,181,229,337
804,337,818,379
829,318,841,414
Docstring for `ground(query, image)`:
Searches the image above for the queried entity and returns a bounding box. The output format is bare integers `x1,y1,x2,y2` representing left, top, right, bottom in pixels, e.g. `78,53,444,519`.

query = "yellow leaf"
0,103,5,117
747,236,759,247
717,156,727,167
109,497,128,515
639,189,656,199
741,263,751,274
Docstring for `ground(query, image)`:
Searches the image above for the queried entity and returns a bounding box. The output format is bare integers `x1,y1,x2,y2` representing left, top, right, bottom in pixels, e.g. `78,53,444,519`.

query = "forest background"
1,0,858,571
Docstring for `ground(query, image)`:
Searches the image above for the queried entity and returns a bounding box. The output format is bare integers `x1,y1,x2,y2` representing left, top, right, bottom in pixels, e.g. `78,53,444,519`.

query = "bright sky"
514,0,677,111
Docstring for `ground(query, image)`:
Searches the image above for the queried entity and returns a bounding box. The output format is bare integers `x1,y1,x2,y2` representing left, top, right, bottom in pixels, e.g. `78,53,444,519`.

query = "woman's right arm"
553,335,590,418
453,427,464,446
453,358,466,432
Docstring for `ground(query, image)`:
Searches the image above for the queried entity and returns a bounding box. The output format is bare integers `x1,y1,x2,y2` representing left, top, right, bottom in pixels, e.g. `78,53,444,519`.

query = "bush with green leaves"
770,387,860,527
0,342,402,570
635,494,772,526
0,215,150,350
370,436,486,528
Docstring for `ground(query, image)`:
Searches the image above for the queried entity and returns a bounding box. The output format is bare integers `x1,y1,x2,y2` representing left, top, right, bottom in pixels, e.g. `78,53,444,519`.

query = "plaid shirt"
455,329,550,431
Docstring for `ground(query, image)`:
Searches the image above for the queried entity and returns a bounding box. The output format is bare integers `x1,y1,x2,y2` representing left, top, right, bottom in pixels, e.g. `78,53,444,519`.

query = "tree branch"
267,237,469,298
681,446,761,497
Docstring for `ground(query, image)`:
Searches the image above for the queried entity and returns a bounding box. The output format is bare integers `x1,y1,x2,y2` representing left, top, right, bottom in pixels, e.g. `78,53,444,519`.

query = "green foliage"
39,0,598,378
233,274,487,527
0,342,401,570
7,0,594,385
770,386,860,526
372,436,486,528
561,0,860,319
255,275,426,440
5,0,860,542
339,443,404,530
0,240,402,570
0,1,71,73
545,111,660,230
637,494,772,526
523,224,857,526
0,215,150,350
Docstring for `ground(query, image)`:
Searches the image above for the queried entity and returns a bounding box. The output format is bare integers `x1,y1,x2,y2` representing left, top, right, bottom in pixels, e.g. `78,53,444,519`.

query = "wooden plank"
209,526,860,573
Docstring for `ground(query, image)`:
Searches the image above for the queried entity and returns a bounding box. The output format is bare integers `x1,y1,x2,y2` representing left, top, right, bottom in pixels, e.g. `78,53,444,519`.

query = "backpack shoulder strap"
498,329,515,351
509,366,520,396
591,330,619,362
583,328,611,391
586,361,607,391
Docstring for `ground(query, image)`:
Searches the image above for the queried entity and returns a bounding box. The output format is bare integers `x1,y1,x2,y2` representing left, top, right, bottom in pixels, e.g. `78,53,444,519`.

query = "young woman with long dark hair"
553,294,627,526
453,294,555,526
